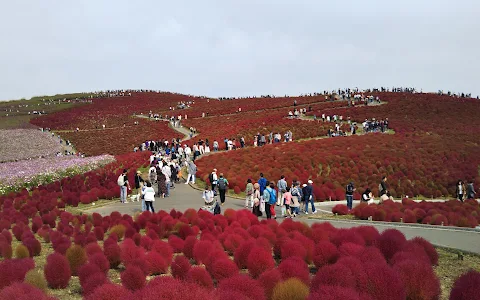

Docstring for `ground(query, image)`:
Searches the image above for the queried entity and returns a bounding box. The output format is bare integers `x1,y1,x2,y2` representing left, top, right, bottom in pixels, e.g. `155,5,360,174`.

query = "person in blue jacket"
258,173,267,195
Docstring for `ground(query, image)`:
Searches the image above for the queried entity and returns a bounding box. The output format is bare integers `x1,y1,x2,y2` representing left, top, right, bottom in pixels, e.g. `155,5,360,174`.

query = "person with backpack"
118,169,131,204
217,173,229,205
263,181,277,219
277,175,287,215
345,182,356,210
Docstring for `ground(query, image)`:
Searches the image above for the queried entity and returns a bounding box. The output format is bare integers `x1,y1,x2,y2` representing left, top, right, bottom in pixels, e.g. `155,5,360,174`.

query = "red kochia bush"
89,253,110,274
145,251,168,275
134,277,211,299
332,204,349,215
394,260,440,300
313,240,338,268
193,240,215,264
171,255,191,280
0,258,35,289
277,257,310,285
85,283,130,300
186,267,214,290
168,235,185,253
217,274,266,300
311,263,355,292
151,239,173,262
104,243,121,268
258,268,282,300
183,235,197,259
209,257,239,281
81,272,108,295
360,263,406,300
78,263,102,286
374,229,406,260
44,252,71,288
121,266,146,291
280,239,307,262
0,282,51,300
247,246,275,278
308,285,360,300
408,237,438,265
120,239,144,266
66,244,87,276
449,270,480,300
234,239,256,269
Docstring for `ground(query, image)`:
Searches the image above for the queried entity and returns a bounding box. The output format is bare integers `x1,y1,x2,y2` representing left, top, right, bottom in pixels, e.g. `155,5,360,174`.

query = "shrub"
0,242,12,259
183,235,197,259
85,243,103,257
82,272,108,295
66,244,88,275
0,282,50,300
234,239,256,269
145,251,169,275
360,263,405,300
332,204,349,215
223,233,245,255
104,243,121,268
151,239,174,262
374,229,406,260
330,229,365,247
15,244,30,258
22,238,42,257
24,269,48,292
0,258,35,289
308,286,360,300
281,239,307,262
85,283,130,300
272,278,310,300
277,257,310,285
109,224,126,240
449,270,480,300
78,263,102,287
217,274,266,300
394,260,440,300
247,246,275,278
409,237,438,265
209,257,239,281
121,266,146,291
171,255,191,280
137,277,211,299
311,263,355,292
259,268,282,300
44,252,71,288
373,208,387,221
168,235,185,253
193,240,215,264
89,252,110,274
94,226,104,241
120,238,144,266
186,266,214,290
312,240,338,268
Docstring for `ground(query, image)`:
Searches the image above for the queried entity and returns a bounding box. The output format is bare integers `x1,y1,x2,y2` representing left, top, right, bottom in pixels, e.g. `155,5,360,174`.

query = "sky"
0,0,479,100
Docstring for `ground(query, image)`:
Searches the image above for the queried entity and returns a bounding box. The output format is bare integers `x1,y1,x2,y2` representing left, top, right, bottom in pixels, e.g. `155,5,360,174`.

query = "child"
283,187,293,218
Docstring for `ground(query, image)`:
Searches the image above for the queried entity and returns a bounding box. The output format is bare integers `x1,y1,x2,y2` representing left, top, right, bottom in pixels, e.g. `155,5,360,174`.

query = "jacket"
188,162,197,175
258,177,267,194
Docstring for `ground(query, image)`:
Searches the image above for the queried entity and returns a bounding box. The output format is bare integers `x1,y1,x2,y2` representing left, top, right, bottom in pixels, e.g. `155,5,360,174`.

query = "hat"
308,180,313,184
213,169,217,172
302,184,307,187
136,171,141,174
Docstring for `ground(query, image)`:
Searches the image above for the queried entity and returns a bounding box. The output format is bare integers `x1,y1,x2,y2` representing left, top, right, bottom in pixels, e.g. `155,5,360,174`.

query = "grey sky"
1,0,479,100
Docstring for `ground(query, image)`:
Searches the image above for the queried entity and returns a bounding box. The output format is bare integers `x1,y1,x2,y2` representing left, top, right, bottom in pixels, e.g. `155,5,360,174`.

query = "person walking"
156,166,167,198
283,187,293,218
217,173,229,205
185,161,197,184
209,169,218,191
118,169,131,204
202,185,215,206
245,178,254,208
134,170,145,202
456,180,466,202
379,176,388,197
252,183,262,217
148,165,157,184
277,175,287,215
142,182,156,212
345,182,355,210
162,163,172,197
264,182,277,219
304,180,316,214
258,173,267,196
467,180,476,200
290,181,301,217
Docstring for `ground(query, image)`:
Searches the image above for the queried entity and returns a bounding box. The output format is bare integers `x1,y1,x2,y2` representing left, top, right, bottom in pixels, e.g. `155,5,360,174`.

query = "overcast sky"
0,1,479,100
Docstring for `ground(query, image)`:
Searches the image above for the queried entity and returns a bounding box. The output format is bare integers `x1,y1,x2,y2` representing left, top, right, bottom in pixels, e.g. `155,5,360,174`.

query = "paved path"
85,182,480,254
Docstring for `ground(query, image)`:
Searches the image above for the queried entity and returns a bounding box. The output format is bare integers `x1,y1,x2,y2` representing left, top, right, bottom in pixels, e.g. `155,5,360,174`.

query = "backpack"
214,202,221,215
209,173,214,184
117,175,125,186
218,178,227,190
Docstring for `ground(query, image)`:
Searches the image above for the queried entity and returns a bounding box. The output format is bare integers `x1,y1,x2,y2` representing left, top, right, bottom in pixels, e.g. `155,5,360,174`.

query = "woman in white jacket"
142,181,156,212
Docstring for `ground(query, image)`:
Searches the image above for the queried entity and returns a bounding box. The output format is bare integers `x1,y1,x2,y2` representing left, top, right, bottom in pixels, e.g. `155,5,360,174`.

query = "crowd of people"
362,118,389,133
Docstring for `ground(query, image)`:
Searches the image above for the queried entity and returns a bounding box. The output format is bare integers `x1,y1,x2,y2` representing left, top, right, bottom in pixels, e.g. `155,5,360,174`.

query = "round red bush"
449,270,480,300
209,257,238,281
145,251,168,275
85,283,130,300
374,229,406,260
360,263,406,300
183,236,197,259
234,239,255,269
168,235,185,253
332,204,349,215
311,263,356,292
104,243,121,268
121,266,146,291
281,239,307,262
82,271,108,295
171,255,191,280
0,282,51,300
89,253,110,274
313,240,338,268
308,285,360,300
258,268,282,300
408,237,438,265
217,274,266,300
193,240,215,264
44,252,71,288
78,263,102,287
120,239,144,266
247,246,275,278
277,257,310,285
394,260,440,300
0,258,35,290
186,266,213,290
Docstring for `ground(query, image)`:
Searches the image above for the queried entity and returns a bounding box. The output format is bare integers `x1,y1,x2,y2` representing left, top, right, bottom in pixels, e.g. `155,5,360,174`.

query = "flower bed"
332,198,480,228
0,206,478,299
0,129,63,162
0,155,115,195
